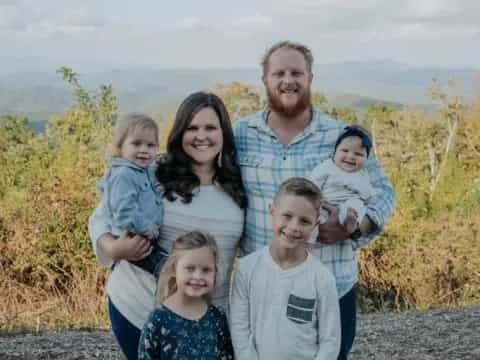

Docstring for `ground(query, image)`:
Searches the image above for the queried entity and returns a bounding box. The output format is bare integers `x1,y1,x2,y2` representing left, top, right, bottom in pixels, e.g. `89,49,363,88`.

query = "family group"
88,40,395,360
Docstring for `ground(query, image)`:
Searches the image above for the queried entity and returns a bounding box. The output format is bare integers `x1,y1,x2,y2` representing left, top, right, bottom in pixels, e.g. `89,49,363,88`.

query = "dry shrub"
0,109,112,331
359,208,480,312
0,265,109,332
2,82,480,331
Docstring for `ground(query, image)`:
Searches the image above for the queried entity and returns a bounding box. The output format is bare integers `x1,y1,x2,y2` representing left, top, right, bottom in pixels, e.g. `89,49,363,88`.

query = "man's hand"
110,231,153,261
317,203,358,244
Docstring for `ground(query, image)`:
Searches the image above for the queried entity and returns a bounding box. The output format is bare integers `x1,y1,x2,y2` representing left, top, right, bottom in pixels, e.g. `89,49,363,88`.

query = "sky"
1,0,480,74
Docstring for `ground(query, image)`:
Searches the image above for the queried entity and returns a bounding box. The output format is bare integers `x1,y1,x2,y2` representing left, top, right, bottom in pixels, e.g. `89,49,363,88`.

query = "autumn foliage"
0,73,478,330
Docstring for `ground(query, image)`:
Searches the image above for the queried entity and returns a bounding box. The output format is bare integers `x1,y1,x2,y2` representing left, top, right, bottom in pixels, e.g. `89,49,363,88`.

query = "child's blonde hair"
156,231,218,305
274,177,323,212
110,112,159,157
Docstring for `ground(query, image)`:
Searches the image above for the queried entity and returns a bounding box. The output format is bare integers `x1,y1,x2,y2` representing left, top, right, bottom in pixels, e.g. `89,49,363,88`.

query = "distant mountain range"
1,60,478,130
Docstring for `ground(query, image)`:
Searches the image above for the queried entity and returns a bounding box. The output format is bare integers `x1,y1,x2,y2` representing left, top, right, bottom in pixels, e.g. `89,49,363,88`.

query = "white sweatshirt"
230,247,341,360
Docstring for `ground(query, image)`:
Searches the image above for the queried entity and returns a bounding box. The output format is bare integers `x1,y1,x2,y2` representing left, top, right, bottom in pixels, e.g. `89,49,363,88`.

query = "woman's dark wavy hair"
155,91,247,208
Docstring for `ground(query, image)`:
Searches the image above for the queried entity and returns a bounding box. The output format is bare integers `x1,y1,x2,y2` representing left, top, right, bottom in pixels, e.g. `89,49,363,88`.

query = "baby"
309,125,374,238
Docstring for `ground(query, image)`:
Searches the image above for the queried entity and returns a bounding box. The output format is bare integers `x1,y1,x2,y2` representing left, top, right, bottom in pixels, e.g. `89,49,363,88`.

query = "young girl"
138,231,234,360
97,113,167,277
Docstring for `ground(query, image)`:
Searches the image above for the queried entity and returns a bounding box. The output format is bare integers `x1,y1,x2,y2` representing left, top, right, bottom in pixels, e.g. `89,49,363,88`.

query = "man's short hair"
261,41,314,76
274,177,322,210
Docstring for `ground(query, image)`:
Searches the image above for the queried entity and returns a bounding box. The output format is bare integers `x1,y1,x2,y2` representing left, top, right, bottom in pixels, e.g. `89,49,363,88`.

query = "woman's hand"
98,232,153,261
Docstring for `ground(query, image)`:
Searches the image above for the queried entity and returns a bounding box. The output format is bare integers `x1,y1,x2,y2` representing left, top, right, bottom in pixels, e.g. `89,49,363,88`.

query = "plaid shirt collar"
246,106,326,137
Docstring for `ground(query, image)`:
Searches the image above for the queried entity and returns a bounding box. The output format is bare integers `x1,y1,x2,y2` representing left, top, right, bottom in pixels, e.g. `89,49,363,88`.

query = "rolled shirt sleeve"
353,154,395,249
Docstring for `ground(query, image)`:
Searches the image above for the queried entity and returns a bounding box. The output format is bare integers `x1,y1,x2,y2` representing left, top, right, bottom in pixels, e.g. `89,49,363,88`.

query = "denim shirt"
97,157,163,237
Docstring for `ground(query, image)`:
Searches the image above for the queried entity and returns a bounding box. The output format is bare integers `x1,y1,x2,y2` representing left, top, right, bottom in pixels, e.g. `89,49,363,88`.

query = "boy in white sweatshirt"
230,177,341,360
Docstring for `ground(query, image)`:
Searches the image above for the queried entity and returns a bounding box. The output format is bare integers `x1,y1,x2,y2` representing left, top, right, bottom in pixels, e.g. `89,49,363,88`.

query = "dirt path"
1,305,479,359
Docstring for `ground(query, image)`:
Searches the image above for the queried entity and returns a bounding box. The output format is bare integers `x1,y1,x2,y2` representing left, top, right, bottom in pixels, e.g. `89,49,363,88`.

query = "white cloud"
171,13,273,38
0,2,107,36
232,13,272,28
25,21,99,36
0,2,29,31
403,0,462,19
261,0,382,16
2,0,480,70
395,22,479,39
252,0,480,44
174,17,212,32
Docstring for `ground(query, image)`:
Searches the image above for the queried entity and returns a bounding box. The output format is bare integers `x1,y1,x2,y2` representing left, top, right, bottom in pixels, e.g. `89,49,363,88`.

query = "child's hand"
149,226,159,240
112,231,152,261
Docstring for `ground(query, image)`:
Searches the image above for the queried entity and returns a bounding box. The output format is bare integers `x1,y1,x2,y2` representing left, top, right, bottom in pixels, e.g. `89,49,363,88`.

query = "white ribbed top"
93,185,244,329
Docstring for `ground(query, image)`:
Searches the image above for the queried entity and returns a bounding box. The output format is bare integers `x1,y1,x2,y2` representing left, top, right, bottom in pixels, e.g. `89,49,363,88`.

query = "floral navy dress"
138,305,234,360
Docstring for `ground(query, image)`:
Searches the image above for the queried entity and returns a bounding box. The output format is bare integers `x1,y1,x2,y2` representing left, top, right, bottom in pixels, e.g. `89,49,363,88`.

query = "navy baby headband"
334,126,373,156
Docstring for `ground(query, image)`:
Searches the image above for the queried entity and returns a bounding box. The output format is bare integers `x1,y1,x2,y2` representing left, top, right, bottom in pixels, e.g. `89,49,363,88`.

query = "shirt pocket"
304,154,329,173
138,179,162,223
238,154,264,197
286,294,316,324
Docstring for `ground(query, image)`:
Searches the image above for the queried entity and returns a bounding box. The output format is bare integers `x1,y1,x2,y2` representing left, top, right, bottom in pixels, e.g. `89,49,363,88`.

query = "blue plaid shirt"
233,107,395,297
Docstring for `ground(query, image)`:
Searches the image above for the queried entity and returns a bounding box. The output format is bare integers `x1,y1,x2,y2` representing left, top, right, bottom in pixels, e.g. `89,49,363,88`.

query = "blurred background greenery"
1,69,478,331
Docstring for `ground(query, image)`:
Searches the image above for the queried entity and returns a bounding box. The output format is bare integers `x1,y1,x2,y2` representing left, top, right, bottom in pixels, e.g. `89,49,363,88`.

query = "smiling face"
334,136,368,172
263,47,313,118
119,129,158,168
174,246,216,300
269,194,319,251
181,107,223,170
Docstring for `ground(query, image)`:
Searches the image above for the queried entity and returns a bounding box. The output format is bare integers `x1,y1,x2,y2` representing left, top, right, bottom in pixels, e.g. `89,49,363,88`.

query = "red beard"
266,87,311,118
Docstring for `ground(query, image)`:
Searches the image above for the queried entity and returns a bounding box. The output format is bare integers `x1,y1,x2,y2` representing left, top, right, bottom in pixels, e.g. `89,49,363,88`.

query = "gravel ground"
1,305,479,359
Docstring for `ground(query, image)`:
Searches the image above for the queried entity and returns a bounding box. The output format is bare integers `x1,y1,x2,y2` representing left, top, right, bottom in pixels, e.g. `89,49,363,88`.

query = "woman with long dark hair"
89,92,246,360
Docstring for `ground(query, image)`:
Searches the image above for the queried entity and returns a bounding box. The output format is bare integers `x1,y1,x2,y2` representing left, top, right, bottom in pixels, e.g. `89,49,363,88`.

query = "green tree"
329,106,358,124
311,91,329,112
57,67,118,124
426,78,465,201
0,115,34,150
212,82,264,122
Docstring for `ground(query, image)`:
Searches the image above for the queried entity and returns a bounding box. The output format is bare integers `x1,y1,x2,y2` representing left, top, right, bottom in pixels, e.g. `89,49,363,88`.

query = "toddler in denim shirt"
97,113,167,278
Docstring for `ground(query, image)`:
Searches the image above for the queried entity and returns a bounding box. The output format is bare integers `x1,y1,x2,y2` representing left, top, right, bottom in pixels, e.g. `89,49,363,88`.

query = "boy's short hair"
334,125,373,156
274,177,322,210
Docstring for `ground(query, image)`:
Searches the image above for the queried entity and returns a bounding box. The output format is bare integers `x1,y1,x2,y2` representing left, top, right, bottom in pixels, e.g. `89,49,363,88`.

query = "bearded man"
233,41,395,360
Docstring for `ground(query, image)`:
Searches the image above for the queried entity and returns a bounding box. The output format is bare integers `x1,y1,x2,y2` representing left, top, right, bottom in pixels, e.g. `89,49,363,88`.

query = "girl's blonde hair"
110,112,159,157
156,231,218,305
